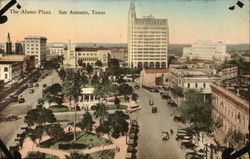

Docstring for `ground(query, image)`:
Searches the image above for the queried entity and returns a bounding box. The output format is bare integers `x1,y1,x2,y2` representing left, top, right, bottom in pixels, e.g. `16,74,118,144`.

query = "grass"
105,104,127,110
49,105,69,112
90,149,115,159
108,97,128,103
39,131,110,152
25,151,59,159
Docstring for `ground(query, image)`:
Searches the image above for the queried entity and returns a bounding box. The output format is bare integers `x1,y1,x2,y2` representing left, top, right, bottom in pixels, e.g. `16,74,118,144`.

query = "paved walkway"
20,126,128,159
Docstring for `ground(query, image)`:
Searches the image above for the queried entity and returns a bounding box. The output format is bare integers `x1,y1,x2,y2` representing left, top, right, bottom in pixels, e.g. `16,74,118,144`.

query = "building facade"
181,40,230,61
0,61,23,83
127,2,169,68
24,36,47,67
76,46,109,67
211,83,249,158
140,69,170,87
49,44,65,57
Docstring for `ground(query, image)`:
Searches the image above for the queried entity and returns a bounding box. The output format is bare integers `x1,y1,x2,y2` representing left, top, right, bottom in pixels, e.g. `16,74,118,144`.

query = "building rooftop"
210,83,249,112
75,46,110,51
24,36,47,40
0,61,21,64
145,69,169,73
184,60,215,65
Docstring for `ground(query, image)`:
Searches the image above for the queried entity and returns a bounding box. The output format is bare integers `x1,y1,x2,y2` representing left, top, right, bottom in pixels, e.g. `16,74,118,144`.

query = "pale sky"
0,0,249,44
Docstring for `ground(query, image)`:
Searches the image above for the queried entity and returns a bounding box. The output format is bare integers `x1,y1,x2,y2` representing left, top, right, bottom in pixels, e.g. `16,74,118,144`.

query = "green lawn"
108,97,128,103
39,131,110,152
105,104,127,110
49,105,69,112
90,149,115,159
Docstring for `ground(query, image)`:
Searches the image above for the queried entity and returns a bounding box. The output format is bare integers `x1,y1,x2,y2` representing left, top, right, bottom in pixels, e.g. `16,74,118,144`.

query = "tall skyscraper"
24,36,47,67
127,1,169,68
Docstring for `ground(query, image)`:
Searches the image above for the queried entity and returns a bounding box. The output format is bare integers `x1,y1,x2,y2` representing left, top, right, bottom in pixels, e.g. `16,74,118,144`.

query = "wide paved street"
130,86,186,159
0,70,61,147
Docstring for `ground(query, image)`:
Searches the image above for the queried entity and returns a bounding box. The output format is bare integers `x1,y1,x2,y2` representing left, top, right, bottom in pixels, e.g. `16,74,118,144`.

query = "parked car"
152,106,157,113
34,83,39,87
185,151,204,159
5,114,18,122
180,141,196,149
42,84,47,88
19,97,25,103
173,115,186,123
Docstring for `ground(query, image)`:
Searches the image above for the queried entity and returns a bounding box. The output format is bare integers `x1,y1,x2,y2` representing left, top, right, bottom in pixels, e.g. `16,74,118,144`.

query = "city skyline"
0,0,249,44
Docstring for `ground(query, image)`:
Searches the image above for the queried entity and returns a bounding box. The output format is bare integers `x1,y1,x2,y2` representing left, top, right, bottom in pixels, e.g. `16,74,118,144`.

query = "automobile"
42,84,47,88
185,151,204,159
18,97,25,103
149,88,159,92
29,88,34,94
41,75,45,79
34,83,39,87
152,106,157,113
180,141,197,149
173,115,186,123
149,100,154,106
134,85,140,89
5,114,18,122
161,94,169,99
31,79,38,83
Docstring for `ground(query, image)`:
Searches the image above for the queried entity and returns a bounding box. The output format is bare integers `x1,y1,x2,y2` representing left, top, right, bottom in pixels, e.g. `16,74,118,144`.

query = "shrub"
58,143,87,150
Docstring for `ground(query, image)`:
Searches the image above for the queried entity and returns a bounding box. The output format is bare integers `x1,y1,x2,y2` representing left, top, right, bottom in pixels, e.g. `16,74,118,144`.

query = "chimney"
7,33,11,43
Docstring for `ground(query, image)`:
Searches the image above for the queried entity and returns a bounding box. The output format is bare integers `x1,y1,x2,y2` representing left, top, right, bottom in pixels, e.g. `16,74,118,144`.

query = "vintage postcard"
0,0,249,159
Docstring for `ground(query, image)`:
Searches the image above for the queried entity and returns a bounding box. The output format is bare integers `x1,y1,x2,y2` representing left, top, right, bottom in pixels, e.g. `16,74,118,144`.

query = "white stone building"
181,40,230,61
211,83,249,158
24,36,47,67
0,61,23,83
49,44,65,57
63,40,76,68
127,1,169,68
76,46,109,67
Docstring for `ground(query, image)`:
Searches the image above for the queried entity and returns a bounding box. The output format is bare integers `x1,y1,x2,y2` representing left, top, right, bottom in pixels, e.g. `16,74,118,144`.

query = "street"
130,86,186,159
0,70,61,147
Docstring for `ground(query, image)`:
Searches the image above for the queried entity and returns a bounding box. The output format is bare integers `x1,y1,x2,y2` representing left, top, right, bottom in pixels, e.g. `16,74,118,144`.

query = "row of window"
133,58,166,60
133,31,167,34
133,55,166,57
134,27,167,30
187,83,206,88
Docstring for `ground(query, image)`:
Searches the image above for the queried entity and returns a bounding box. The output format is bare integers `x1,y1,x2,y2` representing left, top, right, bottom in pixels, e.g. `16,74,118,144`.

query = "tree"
43,92,54,107
118,84,133,99
117,76,125,85
26,125,44,146
95,121,111,140
54,96,63,106
114,96,120,109
171,86,184,97
46,124,65,142
91,74,100,86
62,69,83,141
108,111,129,138
178,89,213,132
58,68,66,81
93,85,105,102
93,103,109,125
77,112,95,132
95,60,103,67
131,93,138,101
24,108,56,127
86,64,93,75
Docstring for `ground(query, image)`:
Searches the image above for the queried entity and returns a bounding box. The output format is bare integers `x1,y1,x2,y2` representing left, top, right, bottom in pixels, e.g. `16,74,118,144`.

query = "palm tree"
93,84,105,102
62,70,83,141
93,103,109,125
77,112,95,132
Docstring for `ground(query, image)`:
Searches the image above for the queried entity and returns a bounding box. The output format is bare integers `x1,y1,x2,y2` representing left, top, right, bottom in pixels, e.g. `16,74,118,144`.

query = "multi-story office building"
0,61,23,83
211,83,249,159
181,40,230,61
127,2,169,68
76,46,109,67
49,44,65,57
24,36,47,67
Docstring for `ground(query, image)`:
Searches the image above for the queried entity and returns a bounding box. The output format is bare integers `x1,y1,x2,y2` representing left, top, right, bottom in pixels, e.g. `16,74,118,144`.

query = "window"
203,83,206,88
195,83,198,88
187,83,190,88
5,74,8,79
4,67,8,72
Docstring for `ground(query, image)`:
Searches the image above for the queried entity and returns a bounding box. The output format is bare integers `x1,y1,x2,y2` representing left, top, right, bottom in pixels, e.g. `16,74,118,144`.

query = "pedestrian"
117,146,120,152
68,126,71,132
170,129,173,135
